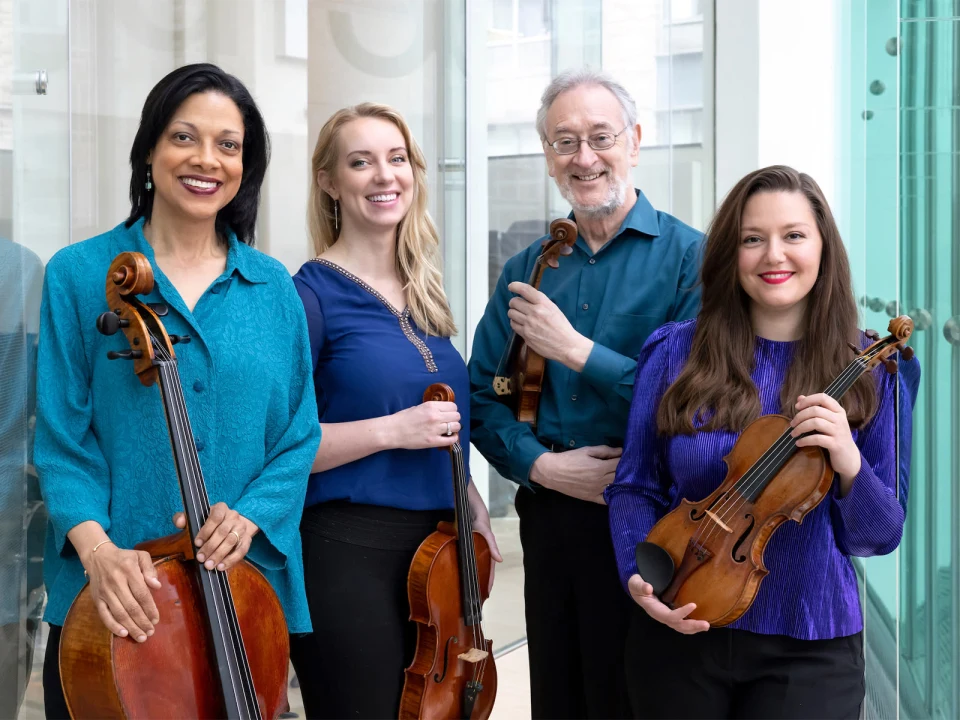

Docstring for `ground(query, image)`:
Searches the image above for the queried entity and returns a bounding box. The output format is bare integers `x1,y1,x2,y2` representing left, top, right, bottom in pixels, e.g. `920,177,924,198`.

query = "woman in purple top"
605,165,917,719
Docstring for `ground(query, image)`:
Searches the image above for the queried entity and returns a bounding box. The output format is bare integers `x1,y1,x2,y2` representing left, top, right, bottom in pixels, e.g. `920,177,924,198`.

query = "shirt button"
193,381,204,392
571,394,578,401
582,303,589,310
568,439,576,448
588,258,596,265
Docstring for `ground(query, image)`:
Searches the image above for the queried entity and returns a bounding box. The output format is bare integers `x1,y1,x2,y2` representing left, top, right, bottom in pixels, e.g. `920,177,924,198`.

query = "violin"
401,383,497,720
635,316,915,626
59,252,290,718
493,218,577,426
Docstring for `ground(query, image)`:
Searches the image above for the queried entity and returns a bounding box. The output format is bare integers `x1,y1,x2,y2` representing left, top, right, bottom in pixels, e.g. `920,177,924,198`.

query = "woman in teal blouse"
34,64,320,718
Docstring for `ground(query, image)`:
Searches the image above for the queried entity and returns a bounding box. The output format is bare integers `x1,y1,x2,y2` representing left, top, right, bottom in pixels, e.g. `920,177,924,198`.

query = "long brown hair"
657,165,877,435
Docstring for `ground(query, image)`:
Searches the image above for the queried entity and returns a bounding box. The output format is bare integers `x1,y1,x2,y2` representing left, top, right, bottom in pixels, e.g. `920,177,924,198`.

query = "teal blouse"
35,218,320,633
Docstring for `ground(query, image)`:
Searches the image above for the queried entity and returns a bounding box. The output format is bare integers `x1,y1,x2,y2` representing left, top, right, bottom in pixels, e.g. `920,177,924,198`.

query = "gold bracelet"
92,539,114,553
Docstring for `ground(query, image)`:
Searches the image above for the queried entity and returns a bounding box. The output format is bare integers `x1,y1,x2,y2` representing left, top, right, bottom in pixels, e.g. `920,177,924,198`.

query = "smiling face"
737,190,824,327
146,91,244,226
322,116,414,234
543,84,640,217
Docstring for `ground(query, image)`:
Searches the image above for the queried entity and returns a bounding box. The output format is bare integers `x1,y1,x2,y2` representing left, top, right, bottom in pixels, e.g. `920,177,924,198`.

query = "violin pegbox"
858,315,915,375
539,218,577,269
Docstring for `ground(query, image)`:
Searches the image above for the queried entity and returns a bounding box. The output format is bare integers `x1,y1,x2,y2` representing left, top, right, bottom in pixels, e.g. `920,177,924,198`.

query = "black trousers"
42,624,70,720
624,606,865,720
516,485,632,719
290,501,453,720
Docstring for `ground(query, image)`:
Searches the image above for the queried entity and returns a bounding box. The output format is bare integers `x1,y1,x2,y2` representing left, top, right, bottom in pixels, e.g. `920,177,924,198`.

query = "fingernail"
197,553,205,562
147,629,154,636
205,560,214,570
137,635,147,643
217,563,225,571
195,538,202,546
152,617,159,624
119,629,128,637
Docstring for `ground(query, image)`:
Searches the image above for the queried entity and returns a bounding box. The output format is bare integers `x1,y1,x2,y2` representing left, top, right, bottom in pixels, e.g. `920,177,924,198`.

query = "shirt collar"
569,188,661,242
127,216,268,284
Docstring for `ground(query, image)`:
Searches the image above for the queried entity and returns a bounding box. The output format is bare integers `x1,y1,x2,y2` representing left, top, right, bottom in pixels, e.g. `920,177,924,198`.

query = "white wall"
715,0,837,208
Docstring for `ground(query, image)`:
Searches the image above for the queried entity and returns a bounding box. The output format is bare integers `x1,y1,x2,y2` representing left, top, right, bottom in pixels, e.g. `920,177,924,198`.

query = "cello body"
401,523,497,720
60,530,290,719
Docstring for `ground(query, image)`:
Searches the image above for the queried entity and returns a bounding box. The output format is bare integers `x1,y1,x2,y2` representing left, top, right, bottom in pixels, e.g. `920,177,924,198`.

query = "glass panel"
898,11,960,719
901,0,960,20
3,0,69,717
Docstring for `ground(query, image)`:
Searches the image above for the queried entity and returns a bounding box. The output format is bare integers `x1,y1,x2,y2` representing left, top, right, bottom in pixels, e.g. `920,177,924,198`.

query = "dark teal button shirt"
468,190,703,486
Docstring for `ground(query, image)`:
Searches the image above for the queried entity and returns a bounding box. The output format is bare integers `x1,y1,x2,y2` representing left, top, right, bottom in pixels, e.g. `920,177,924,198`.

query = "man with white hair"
469,69,703,718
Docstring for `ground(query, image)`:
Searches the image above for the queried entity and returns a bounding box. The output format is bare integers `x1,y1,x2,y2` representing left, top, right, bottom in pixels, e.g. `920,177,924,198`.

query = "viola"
59,252,289,718
635,316,915,626
400,383,497,720
493,218,577,426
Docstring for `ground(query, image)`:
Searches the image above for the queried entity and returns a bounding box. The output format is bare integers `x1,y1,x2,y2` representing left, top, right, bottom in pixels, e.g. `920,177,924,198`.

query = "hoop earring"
334,200,339,231
145,165,153,191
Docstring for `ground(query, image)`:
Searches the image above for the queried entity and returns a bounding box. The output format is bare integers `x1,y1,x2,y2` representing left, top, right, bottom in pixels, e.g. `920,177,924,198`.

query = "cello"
635,317,915,626
59,252,289,718
493,218,577,426
401,383,497,720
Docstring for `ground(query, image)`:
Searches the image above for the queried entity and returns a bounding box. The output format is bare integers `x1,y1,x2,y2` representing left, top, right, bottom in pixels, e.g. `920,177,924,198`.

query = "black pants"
42,624,70,720
290,501,453,720
516,485,632,719
625,606,865,719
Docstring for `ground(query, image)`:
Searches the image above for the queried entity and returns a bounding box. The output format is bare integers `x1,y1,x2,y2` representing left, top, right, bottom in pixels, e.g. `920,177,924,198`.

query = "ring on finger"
445,422,452,436
229,530,242,545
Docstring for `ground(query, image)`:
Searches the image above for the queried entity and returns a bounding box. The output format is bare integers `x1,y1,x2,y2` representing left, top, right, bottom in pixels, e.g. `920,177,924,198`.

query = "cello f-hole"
434,636,459,683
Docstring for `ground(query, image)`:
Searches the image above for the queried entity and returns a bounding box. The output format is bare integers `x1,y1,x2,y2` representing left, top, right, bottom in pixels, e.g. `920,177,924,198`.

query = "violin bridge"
457,648,489,664
704,510,733,533
493,376,513,396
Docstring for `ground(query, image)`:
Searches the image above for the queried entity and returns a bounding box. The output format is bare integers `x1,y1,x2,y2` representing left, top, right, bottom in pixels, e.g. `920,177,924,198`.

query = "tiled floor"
16,516,533,719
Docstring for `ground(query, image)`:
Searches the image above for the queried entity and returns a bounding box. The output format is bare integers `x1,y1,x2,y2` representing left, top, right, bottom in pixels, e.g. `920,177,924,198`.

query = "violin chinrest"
635,541,675,597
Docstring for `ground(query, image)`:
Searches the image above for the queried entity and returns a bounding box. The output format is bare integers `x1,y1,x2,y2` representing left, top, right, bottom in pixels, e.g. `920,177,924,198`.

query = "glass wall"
840,0,960,717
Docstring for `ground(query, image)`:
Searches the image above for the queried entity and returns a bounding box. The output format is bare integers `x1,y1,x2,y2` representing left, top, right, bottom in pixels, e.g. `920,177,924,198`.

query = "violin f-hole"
434,636,459,683
690,493,726,522
731,513,756,563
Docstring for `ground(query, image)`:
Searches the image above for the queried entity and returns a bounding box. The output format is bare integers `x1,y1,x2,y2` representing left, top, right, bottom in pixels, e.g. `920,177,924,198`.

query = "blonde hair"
308,102,457,338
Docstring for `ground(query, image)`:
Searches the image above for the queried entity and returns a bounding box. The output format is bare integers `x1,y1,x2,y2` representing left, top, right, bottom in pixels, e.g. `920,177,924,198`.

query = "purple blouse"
605,319,914,640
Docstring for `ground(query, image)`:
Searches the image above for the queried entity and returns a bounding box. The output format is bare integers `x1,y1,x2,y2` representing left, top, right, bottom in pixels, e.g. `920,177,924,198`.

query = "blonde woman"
289,103,502,719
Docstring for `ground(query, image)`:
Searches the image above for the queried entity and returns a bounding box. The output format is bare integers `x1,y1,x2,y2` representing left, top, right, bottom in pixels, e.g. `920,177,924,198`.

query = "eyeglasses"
547,126,629,155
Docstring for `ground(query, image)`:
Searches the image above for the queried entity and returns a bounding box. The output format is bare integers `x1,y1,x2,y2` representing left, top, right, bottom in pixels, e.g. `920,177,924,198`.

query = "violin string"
154,340,256,718
692,355,867,551
454,444,485,685
452,443,482,652
691,352,874,552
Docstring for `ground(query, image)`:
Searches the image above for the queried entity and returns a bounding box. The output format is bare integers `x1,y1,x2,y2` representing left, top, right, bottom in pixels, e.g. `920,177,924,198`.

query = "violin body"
60,529,290,719
644,415,832,626
402,522,497,720
512,344,546,425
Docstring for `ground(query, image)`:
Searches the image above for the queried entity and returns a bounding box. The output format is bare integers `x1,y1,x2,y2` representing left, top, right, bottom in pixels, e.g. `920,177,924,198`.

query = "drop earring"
145,165,153,191
334,200,339,231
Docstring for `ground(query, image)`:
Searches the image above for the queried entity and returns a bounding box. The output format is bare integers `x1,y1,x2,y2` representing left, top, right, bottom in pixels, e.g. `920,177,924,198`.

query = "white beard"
557,170,630,218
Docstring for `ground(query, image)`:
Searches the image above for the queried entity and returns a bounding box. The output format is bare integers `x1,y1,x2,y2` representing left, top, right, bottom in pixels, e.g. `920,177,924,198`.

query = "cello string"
452,444,485,683
452,443,482,652
154,341,254,717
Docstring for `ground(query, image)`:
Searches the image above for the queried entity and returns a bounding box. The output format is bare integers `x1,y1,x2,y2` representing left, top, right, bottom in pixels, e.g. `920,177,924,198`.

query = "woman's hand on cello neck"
172,502,259,572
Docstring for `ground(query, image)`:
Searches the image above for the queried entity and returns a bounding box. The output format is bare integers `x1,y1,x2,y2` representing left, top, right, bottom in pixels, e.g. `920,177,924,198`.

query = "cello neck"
154,357,263,720
448,442,484,627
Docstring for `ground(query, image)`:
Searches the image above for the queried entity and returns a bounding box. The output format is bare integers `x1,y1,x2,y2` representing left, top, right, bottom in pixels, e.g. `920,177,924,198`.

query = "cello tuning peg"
884,359,898,374
147,303,169,317
169,334,192,346
846,341,860,355
865,329,881,341
96,312,129,336
901,346,915,361
106,349,143,361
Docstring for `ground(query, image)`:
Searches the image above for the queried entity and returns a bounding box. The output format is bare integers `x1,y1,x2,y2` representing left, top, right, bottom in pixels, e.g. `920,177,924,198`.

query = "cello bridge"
493,376,513,396
457,648,489,664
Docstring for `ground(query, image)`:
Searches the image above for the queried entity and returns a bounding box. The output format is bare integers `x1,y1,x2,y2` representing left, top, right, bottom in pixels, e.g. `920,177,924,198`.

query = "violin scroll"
859,315,915,375
424,383,455,404
540,219,577,269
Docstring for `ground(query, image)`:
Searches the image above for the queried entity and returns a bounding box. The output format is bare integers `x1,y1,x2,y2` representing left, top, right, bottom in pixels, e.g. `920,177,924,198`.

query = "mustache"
564,166,611,177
